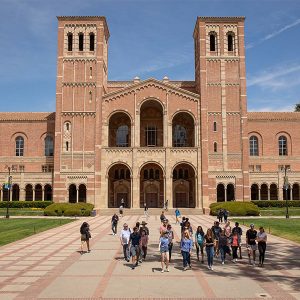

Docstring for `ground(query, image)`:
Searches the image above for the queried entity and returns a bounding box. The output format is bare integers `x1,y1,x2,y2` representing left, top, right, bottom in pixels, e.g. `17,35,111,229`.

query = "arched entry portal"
227,184,235,201
251,184,259,200
172,163,195,208
140,163,164,208
217,184,225,202
108,164,131,208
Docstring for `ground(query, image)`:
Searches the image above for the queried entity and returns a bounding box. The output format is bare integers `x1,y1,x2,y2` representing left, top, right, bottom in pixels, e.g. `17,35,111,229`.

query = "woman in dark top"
204,228,215,270
80,222,91,253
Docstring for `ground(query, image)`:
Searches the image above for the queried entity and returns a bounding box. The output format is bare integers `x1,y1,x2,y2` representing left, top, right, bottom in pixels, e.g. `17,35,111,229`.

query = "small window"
114,169,119,180
67,33,73,51
89,91,92,102
42,165,48,172
278,136,287,156
184,169,188,179
89,33,95,51
179,169,183,179
249,136,259,156
79,33,84,51
256,165,261,172
19,165,25,172
173,169,178,180
213,121,217,132
66,141,69,152
155,169,159,180
145,126,157,147
214,142,218,153
144,169,148,180
16,136,24,156
209,33,216,51
120,169,125,179
89,66,92,78
227,34,234,51
149,169,154,179
65,122,70,131
45,136,54,156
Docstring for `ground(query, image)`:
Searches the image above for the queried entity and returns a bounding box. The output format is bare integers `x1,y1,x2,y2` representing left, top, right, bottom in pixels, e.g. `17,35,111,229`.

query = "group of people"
79,210,268,272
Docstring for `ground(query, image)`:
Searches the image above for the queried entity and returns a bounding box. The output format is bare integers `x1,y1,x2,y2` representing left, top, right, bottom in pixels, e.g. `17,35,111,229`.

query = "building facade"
0,16,300,209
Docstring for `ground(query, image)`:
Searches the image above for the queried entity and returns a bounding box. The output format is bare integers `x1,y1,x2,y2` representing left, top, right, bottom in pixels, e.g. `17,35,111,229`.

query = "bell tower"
194,17,250,205
53,16,109,204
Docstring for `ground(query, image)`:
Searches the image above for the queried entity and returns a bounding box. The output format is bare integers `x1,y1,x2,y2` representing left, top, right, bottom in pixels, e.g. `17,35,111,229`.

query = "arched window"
116,125,129,147
279,136,287,156
209,33,217,51
149,169,154,179
79,33,84,51
249,136,259,156
16,136,24,156
144,169,148,180
214,142,218,153
173,169,178,180
89,33,95,51
78,184,87,202
66,141,69,152
155,170,160,180
67,33,73,51
12,184,20,201
65,122,70,131
173,125,187,147
213,121,217,132
44,184,52,201
227,33,234,51
45,136,54,156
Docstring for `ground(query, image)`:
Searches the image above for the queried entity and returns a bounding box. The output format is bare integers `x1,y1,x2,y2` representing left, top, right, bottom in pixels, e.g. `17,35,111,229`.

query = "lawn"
0,208,44,216
234,218,300,244
259,207,300,216
0,218,75,246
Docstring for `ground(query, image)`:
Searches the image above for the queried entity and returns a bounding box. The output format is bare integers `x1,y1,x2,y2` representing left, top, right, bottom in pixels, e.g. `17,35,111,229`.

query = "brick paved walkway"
0,214,299,300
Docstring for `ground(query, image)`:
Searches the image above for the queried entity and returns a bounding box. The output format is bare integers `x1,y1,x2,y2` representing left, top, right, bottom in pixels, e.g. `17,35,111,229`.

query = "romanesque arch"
292,183,300,200
25,184,33,201
12,184,20,201
69,184,77,203
172,163,196,208
108,163,131,208
44,184,52,201
270,183,278,200
251,184,259,200
217,183,225,202
227,183,235,201
78,184,87,202
108,112,131,147
140,99,164,147
35,184,43,201
172,112,195,147
140,162,164,208
260,183,268,200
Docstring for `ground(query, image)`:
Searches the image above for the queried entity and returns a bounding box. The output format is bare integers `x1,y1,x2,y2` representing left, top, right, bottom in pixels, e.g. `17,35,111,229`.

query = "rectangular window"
145,126,157,146
42,165,48,172
19,165,25,172
255,165,261,172
249,165,254,172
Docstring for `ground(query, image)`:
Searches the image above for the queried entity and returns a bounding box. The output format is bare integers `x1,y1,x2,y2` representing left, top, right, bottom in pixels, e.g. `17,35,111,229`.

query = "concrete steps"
96,208,204,216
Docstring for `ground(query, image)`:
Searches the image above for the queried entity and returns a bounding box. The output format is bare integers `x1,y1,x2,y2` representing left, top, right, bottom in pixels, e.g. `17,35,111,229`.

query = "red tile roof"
248,112,300,121
0,112,55,121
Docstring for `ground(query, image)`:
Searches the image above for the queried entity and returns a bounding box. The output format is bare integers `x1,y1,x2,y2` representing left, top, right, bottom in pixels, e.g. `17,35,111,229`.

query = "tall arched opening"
172,112,195,147
69,184,77,203
25,184,33,201
140,163,164,208
292,183,300,200
140,100,163,147
78,184,87,202
217,184,225,202
227,184,235,201
270,184,278,200
283,185,291,200
251,184,259,200
260,184,268,200
172,163,195,208
35,184,42,201
108,164,131,208
44,184,52,201
12,184,20,201
108,112,131,147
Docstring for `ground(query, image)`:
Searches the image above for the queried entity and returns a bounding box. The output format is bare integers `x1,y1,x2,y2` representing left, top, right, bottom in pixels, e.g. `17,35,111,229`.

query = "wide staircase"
96,208,204,216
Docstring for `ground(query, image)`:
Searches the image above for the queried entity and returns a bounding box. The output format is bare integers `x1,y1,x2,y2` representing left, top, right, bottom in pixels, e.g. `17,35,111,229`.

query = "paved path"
0,214,299,300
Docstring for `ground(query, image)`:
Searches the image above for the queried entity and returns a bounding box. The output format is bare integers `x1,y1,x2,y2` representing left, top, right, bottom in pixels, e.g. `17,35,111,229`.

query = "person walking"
232,222,243,259
175,208,181,224
223,209,229,223
120,223,131,261
184,221,193,238
257,226,267,267
230,231,240,263
140,221,149,236
195,226,205,263
164,199,169,211
159,231,170,272
160,218,168,234
246,223,257,266
140,229,149,261
121,198,125,208
80,222,91,253
218,209,224,223
204,228,215,270
166,224,174,262
111,213,119,235
160,211,166,223
218,229,228,265
119,205,124,217
144,202,149,218
129,227,141,269
211,221,221,257
180,230,193,271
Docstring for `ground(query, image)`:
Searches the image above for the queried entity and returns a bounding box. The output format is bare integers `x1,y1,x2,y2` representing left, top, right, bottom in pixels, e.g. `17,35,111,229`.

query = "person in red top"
230,231,240,262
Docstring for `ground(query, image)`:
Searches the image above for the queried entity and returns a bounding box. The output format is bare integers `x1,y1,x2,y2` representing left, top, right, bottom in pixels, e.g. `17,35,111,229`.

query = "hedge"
0,201,53,209
251,200,300,208
44,203,94,216
210,201,260,216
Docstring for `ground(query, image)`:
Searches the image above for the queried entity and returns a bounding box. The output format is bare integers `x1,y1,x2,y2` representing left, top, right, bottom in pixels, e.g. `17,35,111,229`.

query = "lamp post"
4,165,17,219
281,166,290,219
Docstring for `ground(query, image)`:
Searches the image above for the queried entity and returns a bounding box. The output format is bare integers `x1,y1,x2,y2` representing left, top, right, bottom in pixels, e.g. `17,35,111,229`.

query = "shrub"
44,203,94,216
252,200,300,208
210,201,260,216
0,201,53,209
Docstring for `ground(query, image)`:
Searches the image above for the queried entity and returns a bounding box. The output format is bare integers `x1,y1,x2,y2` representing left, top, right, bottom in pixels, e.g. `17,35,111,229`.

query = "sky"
0,0,299,112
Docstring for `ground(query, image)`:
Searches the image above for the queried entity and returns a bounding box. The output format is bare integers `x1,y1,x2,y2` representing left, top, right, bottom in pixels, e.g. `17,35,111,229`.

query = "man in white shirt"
120,223,131,261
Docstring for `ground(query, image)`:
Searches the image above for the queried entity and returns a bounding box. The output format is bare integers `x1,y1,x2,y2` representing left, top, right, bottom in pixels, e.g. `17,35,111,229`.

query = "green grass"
259,207,300,216
0,208,44,216
234,218,300,244
0,218,75,246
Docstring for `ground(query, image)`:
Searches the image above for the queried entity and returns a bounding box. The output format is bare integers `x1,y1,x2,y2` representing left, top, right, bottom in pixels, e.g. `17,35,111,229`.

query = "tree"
295,104,300,112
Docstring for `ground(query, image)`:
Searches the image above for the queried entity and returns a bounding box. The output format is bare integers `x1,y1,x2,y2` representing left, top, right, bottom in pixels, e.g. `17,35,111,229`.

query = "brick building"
0,16,299,209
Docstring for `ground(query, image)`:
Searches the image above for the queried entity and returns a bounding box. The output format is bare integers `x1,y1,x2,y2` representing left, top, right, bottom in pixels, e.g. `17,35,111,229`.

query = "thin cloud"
246,18,300,49
248,104,294,112
247,64,300,90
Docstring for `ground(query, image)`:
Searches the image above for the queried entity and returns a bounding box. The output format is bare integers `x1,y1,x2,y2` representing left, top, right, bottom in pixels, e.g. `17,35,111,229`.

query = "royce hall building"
1,16,300,210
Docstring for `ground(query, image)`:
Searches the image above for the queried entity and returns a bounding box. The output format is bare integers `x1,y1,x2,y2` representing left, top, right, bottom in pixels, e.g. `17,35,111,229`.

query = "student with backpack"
111,213,119,235
195,226,205,263
80,222,91,254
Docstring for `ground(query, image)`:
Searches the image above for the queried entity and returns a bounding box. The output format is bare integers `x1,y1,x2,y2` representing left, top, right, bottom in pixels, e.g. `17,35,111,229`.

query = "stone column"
132,175,140,208
225,187,227,202
258,188,261,200
42,188,45,201
267,187,270,200
33,189,35,201
76,188,79,203
0,189,2,201
290,187,293,200
9,188,12,202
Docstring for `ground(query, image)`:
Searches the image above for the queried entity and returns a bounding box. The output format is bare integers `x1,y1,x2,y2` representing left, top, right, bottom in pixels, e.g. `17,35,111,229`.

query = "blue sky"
0,0,299,112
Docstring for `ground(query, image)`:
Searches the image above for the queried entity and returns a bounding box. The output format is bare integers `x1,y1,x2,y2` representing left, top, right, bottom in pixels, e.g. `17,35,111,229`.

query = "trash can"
90,210,96,217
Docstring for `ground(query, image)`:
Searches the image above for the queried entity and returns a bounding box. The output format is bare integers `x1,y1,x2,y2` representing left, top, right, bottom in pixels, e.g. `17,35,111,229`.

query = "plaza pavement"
0,213,299,300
